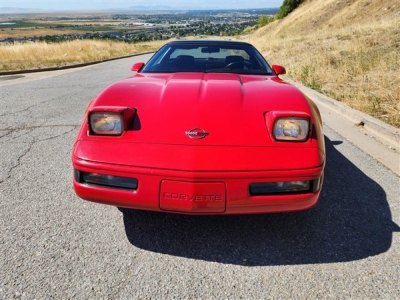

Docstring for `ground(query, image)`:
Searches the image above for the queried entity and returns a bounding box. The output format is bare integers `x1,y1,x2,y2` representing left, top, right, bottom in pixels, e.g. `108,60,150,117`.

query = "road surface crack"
0,124,78,184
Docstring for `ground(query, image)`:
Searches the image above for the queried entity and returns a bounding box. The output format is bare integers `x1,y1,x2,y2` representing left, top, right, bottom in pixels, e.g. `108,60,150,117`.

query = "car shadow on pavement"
119,136,399,266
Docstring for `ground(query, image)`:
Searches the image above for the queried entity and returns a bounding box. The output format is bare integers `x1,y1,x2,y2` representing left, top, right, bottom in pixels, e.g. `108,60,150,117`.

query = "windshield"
141,42,274,75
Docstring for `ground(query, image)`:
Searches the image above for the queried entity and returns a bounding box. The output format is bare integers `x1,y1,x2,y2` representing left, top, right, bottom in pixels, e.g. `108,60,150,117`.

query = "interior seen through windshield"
142,43,273,74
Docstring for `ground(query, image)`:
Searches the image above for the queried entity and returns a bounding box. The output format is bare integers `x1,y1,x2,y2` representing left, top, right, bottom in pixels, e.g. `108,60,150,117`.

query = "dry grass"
0,40,164,71
0,20,127,39
245,0,400,127
0,28,93,39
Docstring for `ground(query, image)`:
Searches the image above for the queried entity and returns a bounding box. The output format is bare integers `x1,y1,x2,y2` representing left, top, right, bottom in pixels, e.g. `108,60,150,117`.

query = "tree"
277,0,304,19
258,15,271,28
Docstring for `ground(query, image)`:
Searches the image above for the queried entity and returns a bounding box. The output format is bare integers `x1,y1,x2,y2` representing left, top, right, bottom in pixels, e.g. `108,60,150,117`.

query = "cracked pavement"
0,55,142,184
1,54,399,299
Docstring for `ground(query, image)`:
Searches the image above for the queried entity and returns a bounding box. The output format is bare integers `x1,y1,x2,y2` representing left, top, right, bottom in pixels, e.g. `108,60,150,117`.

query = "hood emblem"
185,128,209,140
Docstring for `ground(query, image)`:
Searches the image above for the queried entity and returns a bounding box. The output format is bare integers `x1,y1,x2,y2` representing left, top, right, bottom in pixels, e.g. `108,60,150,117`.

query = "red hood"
91,72,313,147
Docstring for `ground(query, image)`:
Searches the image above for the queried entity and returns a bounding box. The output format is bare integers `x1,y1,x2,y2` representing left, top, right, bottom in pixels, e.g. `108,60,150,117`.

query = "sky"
0,0,284,11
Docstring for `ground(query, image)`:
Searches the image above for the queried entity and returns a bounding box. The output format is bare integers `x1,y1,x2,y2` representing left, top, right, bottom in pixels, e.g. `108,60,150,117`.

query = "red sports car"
72,40,325,214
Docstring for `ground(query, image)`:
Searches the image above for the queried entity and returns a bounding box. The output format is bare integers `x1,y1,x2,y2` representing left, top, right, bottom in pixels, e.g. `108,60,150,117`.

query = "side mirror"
131,62,145,72
272,65,286,75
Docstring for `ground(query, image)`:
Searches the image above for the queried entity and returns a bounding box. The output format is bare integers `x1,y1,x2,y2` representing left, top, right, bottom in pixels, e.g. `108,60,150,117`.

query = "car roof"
165,40,253,47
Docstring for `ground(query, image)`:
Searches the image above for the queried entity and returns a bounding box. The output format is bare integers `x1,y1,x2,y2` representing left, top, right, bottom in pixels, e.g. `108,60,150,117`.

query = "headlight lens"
90,112,122,135
273,118,309,141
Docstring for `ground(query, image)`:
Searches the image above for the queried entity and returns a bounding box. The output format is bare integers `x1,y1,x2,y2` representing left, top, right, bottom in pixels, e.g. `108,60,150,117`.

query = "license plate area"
160,180,226,213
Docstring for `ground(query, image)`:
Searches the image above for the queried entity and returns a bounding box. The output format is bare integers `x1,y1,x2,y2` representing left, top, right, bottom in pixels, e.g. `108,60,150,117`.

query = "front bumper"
72,158,324,214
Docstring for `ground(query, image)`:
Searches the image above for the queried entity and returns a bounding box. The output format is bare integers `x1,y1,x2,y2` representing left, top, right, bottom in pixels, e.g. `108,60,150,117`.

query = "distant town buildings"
0,9,278,44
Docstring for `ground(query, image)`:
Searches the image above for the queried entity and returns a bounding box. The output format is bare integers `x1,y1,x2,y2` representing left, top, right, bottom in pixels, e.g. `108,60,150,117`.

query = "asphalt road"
1,54,399,299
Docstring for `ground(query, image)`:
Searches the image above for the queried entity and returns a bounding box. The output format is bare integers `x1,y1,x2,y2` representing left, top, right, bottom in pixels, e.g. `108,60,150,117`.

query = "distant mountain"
0,7,45,13
128,6,279,12
129,5,195,11
0,6,280,14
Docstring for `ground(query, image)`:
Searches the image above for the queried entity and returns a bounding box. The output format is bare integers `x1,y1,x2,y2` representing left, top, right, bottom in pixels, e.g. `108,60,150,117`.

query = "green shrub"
277,0,304,19
258,15,274,28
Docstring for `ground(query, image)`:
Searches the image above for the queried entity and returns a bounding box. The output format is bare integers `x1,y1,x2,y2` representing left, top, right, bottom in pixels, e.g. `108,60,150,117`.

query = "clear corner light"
90,112,122,136
273,118,309,141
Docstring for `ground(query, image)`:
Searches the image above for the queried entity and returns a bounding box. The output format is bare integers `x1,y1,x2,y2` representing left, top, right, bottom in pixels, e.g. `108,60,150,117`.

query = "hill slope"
247,0,400,127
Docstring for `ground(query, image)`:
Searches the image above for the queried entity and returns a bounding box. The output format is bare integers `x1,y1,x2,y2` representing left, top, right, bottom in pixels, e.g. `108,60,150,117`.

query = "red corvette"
72,40,325,214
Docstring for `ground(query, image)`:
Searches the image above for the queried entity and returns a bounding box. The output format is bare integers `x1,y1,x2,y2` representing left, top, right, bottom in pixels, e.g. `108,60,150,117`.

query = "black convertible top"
165,39,253,47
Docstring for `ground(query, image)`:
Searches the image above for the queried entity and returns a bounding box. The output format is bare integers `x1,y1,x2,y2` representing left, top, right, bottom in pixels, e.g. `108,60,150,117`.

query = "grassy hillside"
247,0,399,127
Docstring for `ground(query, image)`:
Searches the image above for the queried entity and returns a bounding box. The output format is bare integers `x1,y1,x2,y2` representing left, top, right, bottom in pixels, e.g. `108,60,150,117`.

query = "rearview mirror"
201,46,220,53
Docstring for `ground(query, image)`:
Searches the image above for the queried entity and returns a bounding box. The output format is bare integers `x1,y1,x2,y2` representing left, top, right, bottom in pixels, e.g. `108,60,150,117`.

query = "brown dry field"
0,20,129,39
0,40,164,70
1,28,95,39
0,0,399,127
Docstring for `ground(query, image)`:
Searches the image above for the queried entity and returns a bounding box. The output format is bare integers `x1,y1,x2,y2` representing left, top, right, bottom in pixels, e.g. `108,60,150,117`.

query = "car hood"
92,72,314,147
